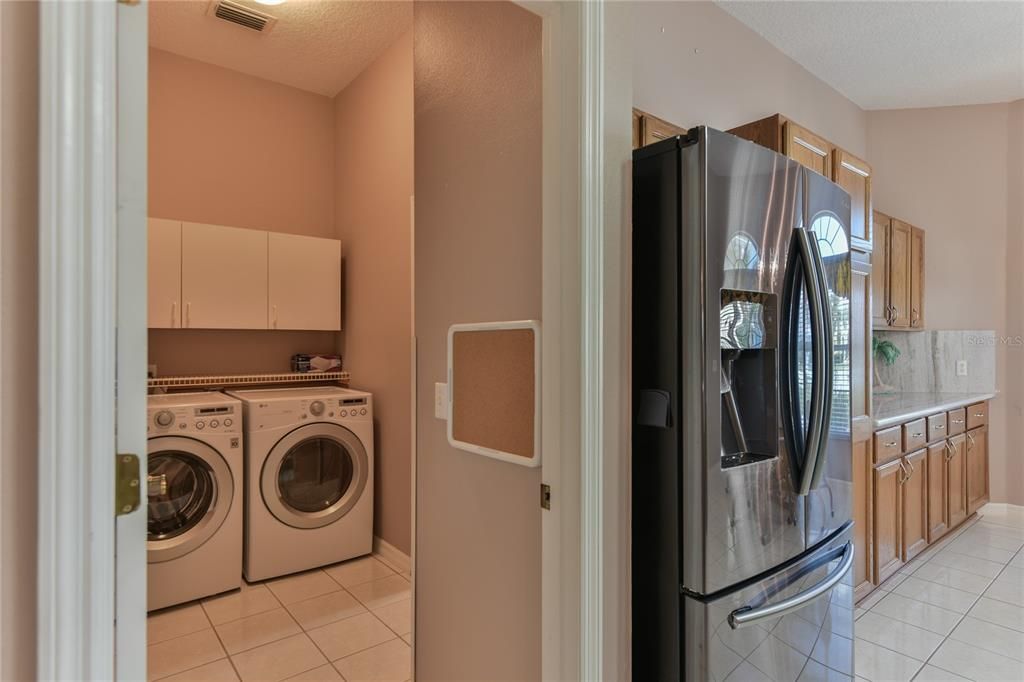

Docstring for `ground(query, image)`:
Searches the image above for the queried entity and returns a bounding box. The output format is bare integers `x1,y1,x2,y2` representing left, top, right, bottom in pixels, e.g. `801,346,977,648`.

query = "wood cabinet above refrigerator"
729,113,873,254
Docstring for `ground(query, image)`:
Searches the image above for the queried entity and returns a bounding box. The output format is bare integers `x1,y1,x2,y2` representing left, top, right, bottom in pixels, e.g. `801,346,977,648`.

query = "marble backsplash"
873,330,996,394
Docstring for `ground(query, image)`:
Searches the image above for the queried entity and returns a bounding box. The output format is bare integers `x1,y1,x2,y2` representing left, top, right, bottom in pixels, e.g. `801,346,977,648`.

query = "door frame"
36,1,630,679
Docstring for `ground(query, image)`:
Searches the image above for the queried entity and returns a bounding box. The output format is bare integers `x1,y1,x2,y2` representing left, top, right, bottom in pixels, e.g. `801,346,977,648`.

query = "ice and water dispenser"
719,289,778,468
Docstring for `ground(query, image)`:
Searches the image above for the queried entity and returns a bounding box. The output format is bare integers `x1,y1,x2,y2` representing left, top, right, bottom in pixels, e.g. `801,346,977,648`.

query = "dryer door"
147,436,234,563
262,423,370,529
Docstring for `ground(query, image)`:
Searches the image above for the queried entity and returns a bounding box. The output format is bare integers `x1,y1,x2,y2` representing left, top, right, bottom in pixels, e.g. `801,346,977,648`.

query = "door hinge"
116,453,141,516
540,483,551,510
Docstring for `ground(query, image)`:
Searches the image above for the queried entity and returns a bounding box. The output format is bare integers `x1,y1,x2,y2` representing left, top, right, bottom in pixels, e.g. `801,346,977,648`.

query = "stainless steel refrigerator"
632,127,855,681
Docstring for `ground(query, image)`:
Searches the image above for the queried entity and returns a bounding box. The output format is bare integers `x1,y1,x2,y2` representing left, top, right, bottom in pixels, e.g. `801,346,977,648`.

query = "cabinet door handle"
171,301,177,327
272,305,278,329
944,441,955,461
898,460,909,484
967,433,976,451
186,302,191,328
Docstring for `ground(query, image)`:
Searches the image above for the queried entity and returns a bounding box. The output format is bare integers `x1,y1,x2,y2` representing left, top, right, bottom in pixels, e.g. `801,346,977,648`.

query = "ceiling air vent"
207,0,278,33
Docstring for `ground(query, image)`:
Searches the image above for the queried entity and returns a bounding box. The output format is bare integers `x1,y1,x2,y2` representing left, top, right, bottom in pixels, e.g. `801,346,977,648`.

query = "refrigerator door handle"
805,235,834,491
781,227,827,496
727,542,854,629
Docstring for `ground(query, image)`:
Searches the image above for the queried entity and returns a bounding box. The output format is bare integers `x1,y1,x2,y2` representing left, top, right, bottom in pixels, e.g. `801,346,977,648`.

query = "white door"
268,232,342,330
147,218,181,328
181,222,269,329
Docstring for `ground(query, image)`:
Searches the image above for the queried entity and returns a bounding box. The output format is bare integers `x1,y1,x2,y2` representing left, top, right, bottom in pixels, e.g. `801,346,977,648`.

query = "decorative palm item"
873,336,901,393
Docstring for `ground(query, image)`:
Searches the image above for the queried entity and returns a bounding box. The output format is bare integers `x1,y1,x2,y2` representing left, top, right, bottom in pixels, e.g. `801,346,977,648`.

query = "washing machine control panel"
147,404,240,434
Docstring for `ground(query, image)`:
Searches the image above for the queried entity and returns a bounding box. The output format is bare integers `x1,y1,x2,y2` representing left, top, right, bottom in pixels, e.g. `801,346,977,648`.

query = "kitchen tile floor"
854,503,1024,681
147,554,412,682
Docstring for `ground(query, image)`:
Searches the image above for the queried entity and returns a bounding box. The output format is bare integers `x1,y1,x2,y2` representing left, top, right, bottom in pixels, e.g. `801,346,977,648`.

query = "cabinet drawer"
927,413,947,443
947,408,967,435
874,426,903,464
903,419,927,452
966,402,988,430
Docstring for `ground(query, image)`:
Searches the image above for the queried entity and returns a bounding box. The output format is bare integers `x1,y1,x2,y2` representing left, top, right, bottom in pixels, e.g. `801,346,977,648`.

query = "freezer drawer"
683,525,854,681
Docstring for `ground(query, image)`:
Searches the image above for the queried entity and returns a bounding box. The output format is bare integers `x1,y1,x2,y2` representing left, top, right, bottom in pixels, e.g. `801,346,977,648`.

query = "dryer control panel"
147,404,240,435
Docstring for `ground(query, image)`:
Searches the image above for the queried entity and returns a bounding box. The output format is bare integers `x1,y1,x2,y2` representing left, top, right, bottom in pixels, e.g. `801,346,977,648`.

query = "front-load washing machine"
226,386,374,581
147,392,243,611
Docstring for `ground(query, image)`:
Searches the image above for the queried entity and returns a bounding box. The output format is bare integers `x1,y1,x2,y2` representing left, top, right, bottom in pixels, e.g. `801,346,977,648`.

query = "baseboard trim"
373,535,411,575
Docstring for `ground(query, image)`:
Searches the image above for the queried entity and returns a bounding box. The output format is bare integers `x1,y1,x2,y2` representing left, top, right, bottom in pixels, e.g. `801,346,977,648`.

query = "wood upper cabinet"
966,425,990,515
148,218,182,329
910,226,925,328
872,212,892,326
834,149,872,252
873,458,904,583
267,233,341,331
853,439,874,600
901,449,928,562
633,108,687,149
783,121,831,177
947,433,968,528
888,219,913,328
926,441,949,542
181,222,269,329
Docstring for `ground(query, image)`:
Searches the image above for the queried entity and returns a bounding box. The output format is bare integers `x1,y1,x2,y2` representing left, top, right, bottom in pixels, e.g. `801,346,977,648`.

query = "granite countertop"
873,391,998,429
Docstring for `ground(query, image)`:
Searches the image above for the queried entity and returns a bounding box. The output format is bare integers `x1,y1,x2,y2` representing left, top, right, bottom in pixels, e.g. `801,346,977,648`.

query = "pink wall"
632,1,868,158
867,103,1017,503
413,3,542,679
1005,100,1024,503
333,32,414,554
0,2,39,679
148,48,339,374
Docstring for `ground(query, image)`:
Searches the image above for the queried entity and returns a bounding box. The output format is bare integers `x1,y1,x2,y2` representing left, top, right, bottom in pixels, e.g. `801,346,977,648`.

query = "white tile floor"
854,503,1024,681
147,554,412,681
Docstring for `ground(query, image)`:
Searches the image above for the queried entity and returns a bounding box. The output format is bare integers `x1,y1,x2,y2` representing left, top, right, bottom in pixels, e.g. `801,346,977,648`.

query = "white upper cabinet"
268,232,342,331
181,222,269,329
148,218,182,328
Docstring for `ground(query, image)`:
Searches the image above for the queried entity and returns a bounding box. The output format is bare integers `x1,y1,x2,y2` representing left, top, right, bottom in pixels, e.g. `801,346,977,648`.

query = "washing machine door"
147,436,234,563
262,422,369,529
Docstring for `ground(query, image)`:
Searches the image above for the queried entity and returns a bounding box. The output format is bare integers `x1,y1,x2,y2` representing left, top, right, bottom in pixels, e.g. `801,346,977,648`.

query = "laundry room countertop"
872,391,998,429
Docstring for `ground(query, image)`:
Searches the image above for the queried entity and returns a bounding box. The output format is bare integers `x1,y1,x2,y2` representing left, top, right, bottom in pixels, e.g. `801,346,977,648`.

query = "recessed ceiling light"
253,0,285,5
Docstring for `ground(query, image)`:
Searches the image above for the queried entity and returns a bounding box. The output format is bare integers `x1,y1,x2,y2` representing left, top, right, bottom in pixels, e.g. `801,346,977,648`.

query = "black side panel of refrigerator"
632,137,687,681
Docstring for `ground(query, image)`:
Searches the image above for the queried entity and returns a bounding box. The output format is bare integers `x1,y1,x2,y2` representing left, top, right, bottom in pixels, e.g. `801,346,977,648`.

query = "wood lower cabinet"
853,439,874,600
966,426,990,515
873,458,904,583
947,433,968,528
901,449,928,561
926,442,949,542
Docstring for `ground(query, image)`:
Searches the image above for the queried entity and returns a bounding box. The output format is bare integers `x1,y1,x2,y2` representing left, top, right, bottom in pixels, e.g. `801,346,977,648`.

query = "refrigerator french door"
632,127,854,681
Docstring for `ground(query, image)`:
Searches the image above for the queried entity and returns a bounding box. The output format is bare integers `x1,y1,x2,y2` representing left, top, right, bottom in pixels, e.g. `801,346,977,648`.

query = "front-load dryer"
226,386,374,581
147,392,243,611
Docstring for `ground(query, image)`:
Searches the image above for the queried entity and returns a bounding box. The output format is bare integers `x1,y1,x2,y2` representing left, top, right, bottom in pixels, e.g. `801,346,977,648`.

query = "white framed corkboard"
446,320,541,467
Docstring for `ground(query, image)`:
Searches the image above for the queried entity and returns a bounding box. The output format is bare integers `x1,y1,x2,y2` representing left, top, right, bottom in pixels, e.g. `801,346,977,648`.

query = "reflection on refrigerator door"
685,526,854,681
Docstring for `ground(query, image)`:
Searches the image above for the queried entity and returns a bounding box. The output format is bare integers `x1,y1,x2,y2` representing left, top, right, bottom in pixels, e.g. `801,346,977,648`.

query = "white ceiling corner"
149,0,413,98
716,1,1024,110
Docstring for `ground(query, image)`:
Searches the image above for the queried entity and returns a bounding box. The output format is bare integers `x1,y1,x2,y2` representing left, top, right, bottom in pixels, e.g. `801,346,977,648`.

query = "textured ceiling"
150,0,412,97
716,1,1024,110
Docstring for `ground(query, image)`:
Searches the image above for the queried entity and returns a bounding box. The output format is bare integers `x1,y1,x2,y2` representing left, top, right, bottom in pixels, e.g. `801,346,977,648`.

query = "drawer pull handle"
952,419,964,424
912,432,923,438
973,412,984,418
934,424,945,429
885,441,898,448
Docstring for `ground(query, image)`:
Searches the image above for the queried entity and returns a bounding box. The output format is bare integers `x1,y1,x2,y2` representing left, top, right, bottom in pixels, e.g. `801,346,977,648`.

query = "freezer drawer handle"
727,542,854,630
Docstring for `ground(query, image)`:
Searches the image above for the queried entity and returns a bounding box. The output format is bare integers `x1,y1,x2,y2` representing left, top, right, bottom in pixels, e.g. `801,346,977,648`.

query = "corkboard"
448,322,540,466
